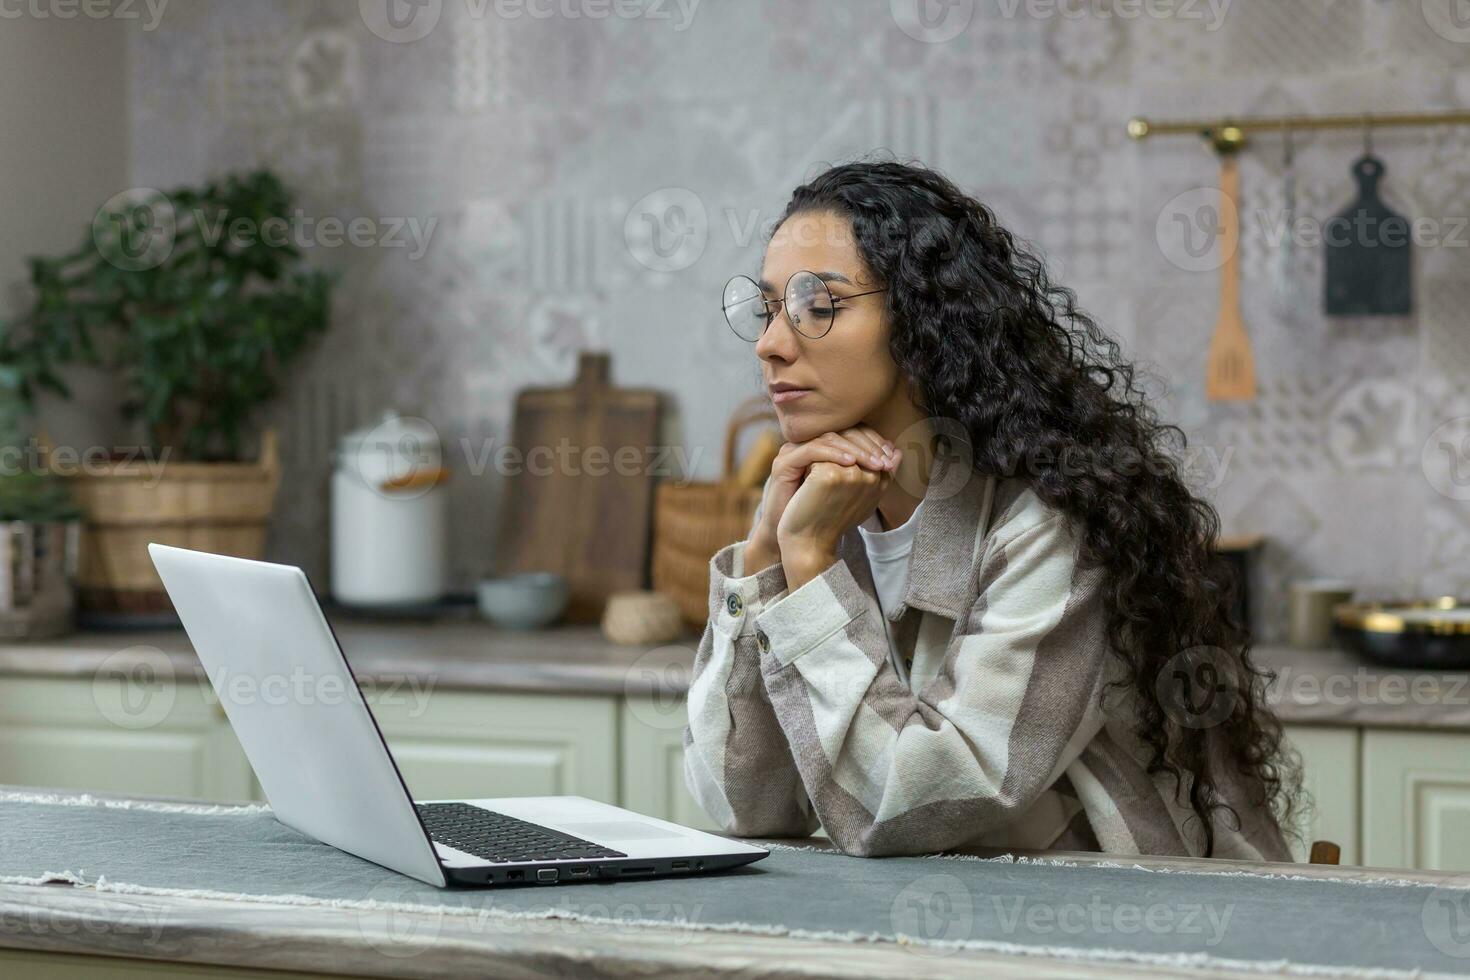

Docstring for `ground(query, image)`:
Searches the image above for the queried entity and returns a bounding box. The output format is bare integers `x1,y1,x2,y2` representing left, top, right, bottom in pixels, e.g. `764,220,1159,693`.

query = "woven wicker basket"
63,430,281,614
652,400,778,629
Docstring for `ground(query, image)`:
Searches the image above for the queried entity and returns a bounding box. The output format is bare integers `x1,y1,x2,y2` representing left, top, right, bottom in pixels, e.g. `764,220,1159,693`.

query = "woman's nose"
755,304,800,361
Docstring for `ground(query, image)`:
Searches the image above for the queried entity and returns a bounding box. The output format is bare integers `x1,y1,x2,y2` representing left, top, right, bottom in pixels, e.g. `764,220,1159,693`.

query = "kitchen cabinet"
620,695,830,839
364,687,617,803
620,695,720,832
5,670,1470,871
0,676,254,802
1363,730,1470,872
1281,725,1360,865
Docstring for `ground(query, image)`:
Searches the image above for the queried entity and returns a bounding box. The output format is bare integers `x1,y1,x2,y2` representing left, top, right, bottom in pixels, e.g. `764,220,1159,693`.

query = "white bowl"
476,573,568,629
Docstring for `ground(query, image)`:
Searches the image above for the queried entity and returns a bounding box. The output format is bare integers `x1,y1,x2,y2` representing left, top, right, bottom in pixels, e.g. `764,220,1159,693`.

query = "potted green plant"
0,170,334,617
0,368,82,637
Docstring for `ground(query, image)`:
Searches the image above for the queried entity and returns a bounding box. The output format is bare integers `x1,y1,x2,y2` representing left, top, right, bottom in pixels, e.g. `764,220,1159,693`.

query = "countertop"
3,787,1467,980
1,614,1468,730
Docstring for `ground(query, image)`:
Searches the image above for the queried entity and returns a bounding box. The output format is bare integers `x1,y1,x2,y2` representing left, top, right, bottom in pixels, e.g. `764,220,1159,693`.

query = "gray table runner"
3,793,1469,977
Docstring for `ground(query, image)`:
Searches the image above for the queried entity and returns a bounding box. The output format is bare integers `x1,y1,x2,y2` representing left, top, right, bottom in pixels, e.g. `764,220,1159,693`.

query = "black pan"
1333,597,1470,670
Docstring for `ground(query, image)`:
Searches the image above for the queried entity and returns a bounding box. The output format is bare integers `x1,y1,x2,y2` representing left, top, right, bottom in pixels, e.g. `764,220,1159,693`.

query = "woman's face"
756,210,901,444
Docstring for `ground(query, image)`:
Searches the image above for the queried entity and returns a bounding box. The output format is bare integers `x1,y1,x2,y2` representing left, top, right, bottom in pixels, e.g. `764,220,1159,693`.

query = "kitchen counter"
1,618,1468,730
3,787,1468,980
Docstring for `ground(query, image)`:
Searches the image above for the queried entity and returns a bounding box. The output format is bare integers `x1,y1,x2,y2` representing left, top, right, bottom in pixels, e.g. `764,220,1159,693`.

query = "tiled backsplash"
127,0,1470,641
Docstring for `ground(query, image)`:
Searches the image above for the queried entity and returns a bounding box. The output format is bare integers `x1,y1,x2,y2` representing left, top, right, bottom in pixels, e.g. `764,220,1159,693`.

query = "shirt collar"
839,458,997,622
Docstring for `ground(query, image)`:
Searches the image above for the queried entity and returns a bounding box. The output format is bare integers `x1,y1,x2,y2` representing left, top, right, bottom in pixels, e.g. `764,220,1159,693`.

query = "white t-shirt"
857,496,926,638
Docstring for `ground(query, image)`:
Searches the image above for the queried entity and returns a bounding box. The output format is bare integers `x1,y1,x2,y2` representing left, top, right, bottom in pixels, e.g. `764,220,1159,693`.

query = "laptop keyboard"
415,802,628,863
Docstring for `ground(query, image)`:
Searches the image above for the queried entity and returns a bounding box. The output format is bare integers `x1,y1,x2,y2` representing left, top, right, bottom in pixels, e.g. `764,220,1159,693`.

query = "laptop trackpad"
558,820,687,841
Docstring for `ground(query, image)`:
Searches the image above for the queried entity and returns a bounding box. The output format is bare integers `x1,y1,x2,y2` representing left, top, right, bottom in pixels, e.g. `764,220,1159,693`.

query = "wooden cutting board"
496,351,661,622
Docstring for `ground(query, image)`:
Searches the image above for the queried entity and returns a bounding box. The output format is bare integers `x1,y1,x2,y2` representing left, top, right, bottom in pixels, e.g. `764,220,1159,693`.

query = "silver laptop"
148,543,768,887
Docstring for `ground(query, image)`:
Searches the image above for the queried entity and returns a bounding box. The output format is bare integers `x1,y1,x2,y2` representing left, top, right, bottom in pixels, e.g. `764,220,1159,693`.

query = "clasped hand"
744,426,901,590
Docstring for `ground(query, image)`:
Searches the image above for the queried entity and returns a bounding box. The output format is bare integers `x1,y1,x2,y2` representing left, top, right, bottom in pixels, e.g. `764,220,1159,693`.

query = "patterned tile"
126,1,1470,613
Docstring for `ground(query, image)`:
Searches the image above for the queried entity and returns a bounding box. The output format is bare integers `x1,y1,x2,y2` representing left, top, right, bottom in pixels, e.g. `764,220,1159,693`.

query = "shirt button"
756,630,770,653
726,593,743,617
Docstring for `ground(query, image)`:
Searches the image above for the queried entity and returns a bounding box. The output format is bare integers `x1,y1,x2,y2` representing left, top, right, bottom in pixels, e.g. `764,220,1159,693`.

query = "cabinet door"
620,694,721,830
0,674,254,802
1281,724,1359,865
1363,730,1470,872
619,695,830,838
364,686,618,804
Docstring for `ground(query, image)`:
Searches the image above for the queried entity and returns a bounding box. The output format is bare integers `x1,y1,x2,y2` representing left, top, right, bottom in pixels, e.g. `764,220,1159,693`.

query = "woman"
682,159,1301,861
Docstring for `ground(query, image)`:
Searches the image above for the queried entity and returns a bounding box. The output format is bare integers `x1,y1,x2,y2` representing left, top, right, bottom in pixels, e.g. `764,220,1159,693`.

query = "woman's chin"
777,412,838,445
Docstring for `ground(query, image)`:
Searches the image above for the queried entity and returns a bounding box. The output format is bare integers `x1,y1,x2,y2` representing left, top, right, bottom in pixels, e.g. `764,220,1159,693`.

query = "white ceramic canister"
330,412,448,606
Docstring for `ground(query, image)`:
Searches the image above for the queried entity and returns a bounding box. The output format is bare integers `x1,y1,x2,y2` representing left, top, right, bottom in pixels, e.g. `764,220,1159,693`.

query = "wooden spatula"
1206,153,1257,401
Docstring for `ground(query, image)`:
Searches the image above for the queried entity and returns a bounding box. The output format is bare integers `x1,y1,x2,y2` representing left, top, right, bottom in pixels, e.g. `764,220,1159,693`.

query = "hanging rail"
1126,109,1470,154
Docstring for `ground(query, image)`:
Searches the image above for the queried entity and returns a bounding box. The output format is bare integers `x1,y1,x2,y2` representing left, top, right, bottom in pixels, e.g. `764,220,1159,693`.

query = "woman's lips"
771,388,811,404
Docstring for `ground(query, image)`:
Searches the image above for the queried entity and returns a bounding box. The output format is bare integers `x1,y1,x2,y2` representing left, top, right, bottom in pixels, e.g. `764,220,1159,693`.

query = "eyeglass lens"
721,271,835,341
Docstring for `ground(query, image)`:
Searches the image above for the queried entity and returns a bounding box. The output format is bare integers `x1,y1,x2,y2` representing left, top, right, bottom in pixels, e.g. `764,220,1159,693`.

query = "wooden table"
3,789,1468,979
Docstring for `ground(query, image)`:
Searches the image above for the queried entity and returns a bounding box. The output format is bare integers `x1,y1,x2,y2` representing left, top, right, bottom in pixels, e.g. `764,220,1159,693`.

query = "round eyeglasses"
721,270,888,342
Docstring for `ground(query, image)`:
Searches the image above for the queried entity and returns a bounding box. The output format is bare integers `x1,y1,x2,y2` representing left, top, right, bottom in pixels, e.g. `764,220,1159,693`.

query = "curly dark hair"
774,156,1301,857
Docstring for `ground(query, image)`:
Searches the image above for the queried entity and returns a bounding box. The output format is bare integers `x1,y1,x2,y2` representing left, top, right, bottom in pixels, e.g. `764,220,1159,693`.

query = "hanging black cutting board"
1324,154,1412,316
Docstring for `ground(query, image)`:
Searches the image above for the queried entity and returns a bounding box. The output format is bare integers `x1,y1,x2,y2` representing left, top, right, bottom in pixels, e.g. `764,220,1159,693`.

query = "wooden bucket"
64,430,281,613
652,402,778,629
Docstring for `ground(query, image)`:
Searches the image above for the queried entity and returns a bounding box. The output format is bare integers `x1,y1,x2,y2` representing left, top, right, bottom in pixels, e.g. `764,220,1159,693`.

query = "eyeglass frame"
721,270,888,341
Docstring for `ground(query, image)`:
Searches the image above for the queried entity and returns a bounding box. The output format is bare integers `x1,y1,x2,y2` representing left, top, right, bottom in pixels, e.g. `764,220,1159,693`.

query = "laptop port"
537,869,559,883
671,861,689,870
507,870,524,881
568,866,589,877
619,866,655,877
